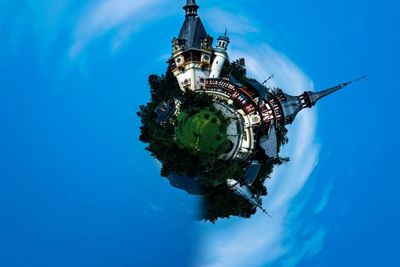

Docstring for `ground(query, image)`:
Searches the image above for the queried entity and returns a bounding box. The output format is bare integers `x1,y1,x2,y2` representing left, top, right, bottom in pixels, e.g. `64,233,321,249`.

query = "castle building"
166,0,363,214
169,0,229,91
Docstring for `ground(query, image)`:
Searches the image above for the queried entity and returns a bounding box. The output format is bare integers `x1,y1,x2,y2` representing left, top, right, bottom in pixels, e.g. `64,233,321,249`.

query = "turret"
210,31,230,78
200,35,214,66
171,38,186,69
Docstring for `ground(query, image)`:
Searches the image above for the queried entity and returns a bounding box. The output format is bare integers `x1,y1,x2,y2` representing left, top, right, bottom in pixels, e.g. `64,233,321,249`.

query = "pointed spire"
306,75,367,107
219,28,230,41
278,75,366,125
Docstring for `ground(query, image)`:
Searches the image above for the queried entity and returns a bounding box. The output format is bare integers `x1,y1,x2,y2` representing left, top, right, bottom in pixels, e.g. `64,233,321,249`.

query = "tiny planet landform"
138,0,364,223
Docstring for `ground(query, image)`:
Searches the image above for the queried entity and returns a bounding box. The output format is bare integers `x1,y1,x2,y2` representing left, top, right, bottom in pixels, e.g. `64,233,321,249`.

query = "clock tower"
169,0,213,91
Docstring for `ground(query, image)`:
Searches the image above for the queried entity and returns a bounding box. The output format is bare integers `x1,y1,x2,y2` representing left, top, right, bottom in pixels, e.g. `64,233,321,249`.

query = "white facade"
171,33,229,91
237,109,259,159
210,51,227,78
173,62,210,91
241,128,255,154
210,36,229,79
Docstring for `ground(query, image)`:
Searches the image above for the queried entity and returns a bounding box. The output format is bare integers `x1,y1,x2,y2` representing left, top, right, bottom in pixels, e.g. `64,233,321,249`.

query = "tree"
138,59,291,223
219,58,247,84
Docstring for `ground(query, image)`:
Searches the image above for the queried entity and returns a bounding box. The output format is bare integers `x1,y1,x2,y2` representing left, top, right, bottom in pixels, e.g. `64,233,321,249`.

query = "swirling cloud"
195,6,323,267
69,0,173,58
8,1,328,265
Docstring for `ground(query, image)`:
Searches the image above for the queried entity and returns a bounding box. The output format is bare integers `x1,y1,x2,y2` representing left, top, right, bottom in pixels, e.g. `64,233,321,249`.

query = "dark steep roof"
228,74,243,87
260,124,278,158
178,16,208,50
245,79,269,100
244,162,262,186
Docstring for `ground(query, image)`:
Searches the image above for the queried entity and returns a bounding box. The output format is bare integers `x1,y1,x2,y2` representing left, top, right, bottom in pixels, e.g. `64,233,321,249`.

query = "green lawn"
175,109,229,154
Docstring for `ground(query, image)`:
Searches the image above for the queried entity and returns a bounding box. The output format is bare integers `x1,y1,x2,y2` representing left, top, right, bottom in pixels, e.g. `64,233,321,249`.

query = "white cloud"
69,0,171,59
280,226,327,267
4,1,72,56
17,1,328,264
195,22,322,267
314,183,333,215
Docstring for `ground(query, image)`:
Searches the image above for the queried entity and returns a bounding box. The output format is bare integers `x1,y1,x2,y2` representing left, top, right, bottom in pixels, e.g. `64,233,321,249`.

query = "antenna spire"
280,75,367,125
305,75,367,108
262,73,275,85
338,75,368,88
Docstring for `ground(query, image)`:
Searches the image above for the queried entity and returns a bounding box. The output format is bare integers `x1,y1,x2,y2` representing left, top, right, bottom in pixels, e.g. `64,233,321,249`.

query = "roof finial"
183,0,199,16
185,0,197,6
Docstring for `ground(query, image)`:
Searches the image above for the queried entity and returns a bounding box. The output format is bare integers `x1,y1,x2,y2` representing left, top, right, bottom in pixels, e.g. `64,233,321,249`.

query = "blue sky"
0,0,399,267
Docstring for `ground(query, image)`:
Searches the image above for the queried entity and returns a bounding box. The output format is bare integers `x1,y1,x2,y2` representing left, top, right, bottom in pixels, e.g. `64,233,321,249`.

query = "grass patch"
175,109,229,154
